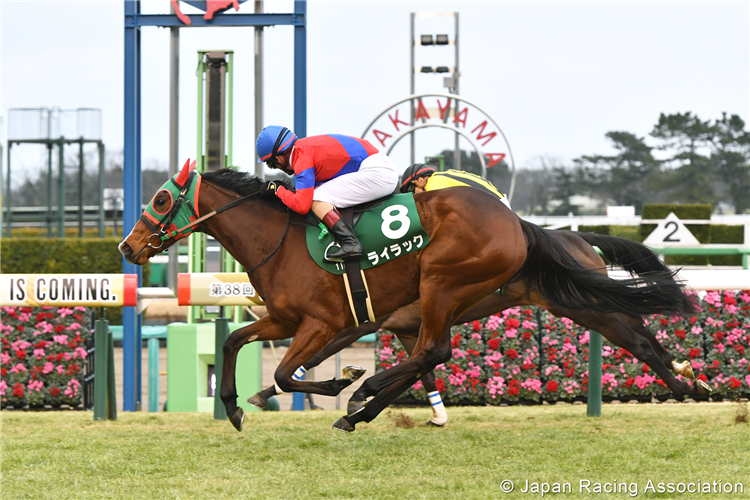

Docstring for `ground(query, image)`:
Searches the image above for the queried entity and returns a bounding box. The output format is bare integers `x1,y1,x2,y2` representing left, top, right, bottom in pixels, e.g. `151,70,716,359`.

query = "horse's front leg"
273,317,362,397
247,319,381,409
220,317,294,431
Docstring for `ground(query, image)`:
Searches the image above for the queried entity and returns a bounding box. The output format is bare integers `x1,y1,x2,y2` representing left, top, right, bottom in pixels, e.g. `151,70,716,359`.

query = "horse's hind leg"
552,307,703,397
219,317,295,431
247,320,378,409
629,319,695,380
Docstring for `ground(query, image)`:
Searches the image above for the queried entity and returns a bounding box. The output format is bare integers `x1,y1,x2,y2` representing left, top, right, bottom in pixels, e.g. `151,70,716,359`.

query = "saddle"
350,195,390,227
304,193,430,326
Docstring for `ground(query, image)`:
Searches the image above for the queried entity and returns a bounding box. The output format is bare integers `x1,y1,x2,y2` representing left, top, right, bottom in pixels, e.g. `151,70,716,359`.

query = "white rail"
608,269,750,291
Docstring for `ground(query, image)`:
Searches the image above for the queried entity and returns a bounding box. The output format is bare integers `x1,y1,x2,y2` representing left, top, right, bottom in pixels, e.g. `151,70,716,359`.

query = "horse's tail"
576,232,672,277
511,219,695,318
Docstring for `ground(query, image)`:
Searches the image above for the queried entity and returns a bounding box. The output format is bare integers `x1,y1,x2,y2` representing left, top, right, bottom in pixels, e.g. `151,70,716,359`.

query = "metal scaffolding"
121,0,307,412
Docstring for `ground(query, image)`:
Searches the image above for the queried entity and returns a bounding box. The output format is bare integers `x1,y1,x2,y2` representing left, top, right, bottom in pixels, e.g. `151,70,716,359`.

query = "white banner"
0,274,138,307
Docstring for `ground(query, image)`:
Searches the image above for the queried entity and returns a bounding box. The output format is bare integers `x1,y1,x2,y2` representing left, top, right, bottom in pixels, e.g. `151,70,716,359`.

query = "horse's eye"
155,199,166,206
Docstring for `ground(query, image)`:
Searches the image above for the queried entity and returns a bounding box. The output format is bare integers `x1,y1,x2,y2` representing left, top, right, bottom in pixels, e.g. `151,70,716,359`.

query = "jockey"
400,164,512,209
257,126,399,261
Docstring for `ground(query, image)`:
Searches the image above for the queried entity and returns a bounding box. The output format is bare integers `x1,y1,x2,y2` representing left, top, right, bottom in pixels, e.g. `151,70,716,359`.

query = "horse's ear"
175,158,194,185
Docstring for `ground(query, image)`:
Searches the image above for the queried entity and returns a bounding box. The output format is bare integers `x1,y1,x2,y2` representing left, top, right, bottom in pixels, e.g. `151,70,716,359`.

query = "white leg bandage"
276,367,306,394
292,366,307,381
428,391,448,426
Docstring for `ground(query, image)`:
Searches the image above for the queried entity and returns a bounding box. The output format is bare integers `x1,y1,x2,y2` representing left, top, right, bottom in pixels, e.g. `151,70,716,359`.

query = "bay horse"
120,164,694,432
249,231,709,425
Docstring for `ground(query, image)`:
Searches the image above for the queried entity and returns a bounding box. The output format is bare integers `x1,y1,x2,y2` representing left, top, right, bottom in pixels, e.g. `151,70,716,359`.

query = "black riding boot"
323,209,363,261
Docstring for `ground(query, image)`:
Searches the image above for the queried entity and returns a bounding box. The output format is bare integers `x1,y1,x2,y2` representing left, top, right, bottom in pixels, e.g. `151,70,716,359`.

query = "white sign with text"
643,212,700,247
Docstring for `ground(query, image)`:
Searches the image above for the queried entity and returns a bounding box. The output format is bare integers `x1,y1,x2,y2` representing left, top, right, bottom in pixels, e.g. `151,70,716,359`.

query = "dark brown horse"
120,165,694,432
249,231,709,424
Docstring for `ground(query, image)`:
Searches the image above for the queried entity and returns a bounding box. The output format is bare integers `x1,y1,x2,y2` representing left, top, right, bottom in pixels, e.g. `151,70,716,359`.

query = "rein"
172,190,262,238
176,188,293,275
246,210,292,275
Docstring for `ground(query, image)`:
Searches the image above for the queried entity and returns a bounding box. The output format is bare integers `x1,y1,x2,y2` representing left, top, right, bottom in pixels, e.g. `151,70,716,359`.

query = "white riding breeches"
312,153,399,208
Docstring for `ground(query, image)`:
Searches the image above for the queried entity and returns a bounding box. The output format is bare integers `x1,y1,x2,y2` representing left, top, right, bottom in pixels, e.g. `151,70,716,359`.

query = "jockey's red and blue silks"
276,134,380,214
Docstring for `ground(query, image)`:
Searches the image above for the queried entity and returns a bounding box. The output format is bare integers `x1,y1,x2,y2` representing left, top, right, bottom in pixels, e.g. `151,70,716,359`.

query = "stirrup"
325,244,363,262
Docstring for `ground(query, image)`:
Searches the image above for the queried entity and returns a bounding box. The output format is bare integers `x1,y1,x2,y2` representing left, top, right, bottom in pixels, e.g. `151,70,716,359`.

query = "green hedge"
640,203,713,220
0,238,150,325
709,224,745,266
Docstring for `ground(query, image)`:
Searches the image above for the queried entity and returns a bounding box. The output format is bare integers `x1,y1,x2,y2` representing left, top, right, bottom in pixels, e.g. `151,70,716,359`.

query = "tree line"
9,111,749,216
440,112,750,215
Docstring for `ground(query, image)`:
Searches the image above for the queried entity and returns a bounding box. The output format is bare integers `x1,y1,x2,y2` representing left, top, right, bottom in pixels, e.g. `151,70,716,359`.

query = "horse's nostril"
119,241,132,256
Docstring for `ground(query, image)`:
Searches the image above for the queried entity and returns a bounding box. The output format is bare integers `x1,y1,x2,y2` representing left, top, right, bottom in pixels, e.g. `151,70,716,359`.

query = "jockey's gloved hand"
262,180,278,193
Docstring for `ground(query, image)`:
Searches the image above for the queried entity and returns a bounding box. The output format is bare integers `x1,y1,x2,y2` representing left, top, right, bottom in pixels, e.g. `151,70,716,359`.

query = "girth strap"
340,207,375,326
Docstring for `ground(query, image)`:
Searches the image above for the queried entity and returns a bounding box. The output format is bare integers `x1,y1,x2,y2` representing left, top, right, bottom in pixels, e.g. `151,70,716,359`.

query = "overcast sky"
2,0,748,186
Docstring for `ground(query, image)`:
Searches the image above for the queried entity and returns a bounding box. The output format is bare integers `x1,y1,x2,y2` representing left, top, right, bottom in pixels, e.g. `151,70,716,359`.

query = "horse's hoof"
247,393,268,409
332,417,355,432
672,360,695,380
347,400,366,416
696,379,713,395
342,365,367,382
426,420,445,427
229,408,245,432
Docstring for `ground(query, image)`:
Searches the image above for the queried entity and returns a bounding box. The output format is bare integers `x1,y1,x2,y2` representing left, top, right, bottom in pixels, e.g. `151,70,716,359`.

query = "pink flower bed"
1,306,91,409
374,290,750,404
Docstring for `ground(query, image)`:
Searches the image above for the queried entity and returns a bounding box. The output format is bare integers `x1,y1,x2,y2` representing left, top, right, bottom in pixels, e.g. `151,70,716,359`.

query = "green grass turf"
2,403,748,499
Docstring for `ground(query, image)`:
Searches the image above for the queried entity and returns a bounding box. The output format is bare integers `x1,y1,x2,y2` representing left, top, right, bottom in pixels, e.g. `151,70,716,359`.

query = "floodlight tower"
410,12,459,169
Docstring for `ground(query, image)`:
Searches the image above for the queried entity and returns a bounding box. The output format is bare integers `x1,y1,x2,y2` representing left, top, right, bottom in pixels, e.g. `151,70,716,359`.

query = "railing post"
587,330,602,417
335,352,341,410
292,379,305,411
94,319,109,420
214,317,229,420
743,219,749,270
107,327,117,420
148,338,160,412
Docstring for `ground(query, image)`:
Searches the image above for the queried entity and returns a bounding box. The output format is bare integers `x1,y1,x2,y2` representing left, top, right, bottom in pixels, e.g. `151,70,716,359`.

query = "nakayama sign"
1,274,137,307
361,93,515,193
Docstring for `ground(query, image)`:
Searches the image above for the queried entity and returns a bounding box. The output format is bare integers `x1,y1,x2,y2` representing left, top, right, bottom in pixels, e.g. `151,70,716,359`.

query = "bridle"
139,171,201,249
136,171,290,274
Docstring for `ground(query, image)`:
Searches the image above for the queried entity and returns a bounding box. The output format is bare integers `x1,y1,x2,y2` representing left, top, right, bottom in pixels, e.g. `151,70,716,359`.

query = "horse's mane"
201,168,294,209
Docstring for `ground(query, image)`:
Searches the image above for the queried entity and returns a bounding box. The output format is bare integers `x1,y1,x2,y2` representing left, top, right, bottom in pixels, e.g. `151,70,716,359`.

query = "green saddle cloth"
305,193,430,275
